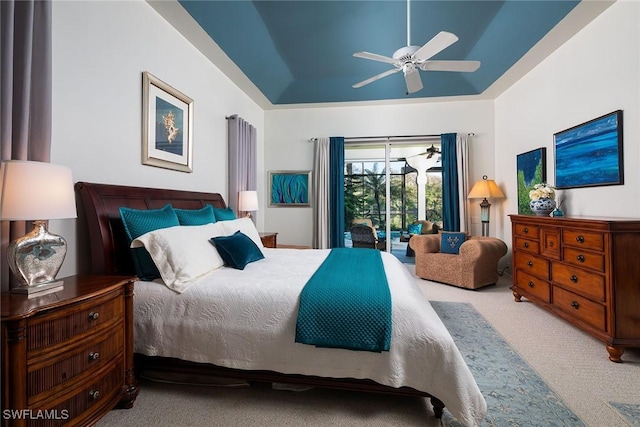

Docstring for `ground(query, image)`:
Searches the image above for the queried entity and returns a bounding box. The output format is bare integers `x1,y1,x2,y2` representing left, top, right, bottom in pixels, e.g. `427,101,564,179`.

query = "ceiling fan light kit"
353,0,480,94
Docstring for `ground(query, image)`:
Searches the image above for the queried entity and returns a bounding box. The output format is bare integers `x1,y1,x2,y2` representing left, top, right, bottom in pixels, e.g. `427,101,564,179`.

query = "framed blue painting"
142,72,194,172
516,148,546,214
269,171,311,207
554,110,623,189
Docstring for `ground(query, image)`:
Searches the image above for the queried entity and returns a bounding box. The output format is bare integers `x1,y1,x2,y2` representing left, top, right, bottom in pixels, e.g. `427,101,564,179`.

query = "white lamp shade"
238,190,259,212
0,160,77,220
467,179,505,200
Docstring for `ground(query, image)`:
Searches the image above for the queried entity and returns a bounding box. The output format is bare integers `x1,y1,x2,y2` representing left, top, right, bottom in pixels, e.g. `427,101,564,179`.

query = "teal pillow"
210,231,264,270
174,205,216,225
408,223,422,235
440,232,466,255
213,207,237,221
119,204,179,280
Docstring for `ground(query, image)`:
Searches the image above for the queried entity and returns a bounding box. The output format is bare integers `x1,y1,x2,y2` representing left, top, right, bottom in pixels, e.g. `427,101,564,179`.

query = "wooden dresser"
509,215,640,362
1,275,139,426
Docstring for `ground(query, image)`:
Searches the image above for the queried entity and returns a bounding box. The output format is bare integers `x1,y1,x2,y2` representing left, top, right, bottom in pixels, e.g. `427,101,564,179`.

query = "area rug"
609,402,640,426
430,301,585,426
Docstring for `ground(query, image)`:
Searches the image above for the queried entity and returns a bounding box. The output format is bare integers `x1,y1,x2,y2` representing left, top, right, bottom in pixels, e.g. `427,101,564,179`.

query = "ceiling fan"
352,0,480,94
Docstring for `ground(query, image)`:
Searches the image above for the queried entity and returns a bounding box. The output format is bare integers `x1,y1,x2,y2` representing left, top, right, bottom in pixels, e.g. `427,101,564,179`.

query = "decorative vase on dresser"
509,215,640,362
1,275,139,426
529,198,556,216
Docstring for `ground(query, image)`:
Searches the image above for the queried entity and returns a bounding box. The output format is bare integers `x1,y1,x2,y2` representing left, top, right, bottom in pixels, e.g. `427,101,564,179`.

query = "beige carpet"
97,266,640,426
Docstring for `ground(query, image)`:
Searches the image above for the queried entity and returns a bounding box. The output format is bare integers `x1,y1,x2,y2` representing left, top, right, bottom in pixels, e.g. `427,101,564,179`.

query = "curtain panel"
441,133,460,231
227,115,257,222
329,137,345,248
312,138,330,249
1,0,52,291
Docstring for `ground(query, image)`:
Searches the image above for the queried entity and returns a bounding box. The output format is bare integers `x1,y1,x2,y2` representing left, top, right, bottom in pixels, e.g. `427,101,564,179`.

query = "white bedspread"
133,248,486,426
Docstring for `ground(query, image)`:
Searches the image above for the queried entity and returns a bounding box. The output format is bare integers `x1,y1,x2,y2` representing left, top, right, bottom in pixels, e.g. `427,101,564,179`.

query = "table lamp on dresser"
0,160,77,295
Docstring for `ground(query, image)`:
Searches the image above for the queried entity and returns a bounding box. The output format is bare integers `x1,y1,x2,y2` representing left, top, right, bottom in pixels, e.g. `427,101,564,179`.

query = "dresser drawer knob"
89,390,100,400
89,352,100,361
576,235,585,243
528,281,534,288
527,261,533,267
571,301,580,309
570,275,578,283
523,227,529,234
577,255,585,262
88,312,100,321
523,242,529,248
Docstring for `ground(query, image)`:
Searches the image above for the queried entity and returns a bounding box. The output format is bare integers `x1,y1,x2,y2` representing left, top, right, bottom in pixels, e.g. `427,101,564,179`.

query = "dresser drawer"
514,237,539,254
515,270,550,303
27,290,124,354
563,247,605,272
31,361,125,427
514,251,549,280
551,263,605,302
27,328,124,405
514,223,539,239
553,287,606,332
563,229,604,252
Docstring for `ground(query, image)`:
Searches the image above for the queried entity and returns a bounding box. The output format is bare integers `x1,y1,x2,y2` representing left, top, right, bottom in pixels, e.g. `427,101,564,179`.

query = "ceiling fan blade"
413,31,459,61
419,60,481,72
404,68,423,93
353,51,397,65
352,68,401,89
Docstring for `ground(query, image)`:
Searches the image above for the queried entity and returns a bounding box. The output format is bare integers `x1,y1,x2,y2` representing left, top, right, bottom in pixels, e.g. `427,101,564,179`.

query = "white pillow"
131,222,227,293
220,217,264,249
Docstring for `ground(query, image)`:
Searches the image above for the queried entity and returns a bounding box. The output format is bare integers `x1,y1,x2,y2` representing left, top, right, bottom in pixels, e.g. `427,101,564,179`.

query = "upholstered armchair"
409,234,507,290
350,223,386,250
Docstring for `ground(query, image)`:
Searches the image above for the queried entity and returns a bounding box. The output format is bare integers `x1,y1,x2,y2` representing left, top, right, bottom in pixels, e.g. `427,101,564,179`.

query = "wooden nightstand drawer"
27,289,123,355
28,328,124,405
553,287,606,332
259,232,278,248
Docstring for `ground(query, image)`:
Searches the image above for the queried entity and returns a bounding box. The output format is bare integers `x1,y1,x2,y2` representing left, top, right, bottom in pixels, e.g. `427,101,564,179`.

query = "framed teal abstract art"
269,171,311,207
516,148,546,215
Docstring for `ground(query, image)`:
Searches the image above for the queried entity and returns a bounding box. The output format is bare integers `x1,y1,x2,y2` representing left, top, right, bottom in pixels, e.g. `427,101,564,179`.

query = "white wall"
495,0,640,259
50,0,264,276
264,100,496,246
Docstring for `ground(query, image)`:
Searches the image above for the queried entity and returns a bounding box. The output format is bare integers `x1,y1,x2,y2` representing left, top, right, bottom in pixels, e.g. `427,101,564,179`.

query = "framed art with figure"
142,72,194,172
269,171,311,207
516,148,546,215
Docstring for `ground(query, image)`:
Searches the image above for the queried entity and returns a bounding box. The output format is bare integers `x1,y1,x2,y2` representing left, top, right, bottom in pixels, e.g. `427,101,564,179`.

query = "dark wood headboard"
75,182,226,276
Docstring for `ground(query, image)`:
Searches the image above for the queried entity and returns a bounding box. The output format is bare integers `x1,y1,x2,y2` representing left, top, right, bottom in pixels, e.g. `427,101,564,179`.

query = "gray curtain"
312,138,330,249
1,0,52,291
456,134,471,233
227,115,257,221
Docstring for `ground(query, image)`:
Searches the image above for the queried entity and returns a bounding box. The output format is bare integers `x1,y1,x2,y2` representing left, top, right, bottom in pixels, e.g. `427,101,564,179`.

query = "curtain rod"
307,133,474,142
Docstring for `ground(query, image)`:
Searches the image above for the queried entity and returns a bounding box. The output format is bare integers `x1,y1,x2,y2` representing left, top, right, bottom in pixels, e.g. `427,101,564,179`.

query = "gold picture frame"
142,72,193,172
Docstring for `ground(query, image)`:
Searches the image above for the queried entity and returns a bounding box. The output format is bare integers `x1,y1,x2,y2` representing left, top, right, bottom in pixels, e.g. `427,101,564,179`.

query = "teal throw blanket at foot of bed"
295,248,392,352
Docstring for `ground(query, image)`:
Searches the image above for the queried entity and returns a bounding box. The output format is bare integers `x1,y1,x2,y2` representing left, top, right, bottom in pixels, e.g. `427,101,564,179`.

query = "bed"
75,181,486,426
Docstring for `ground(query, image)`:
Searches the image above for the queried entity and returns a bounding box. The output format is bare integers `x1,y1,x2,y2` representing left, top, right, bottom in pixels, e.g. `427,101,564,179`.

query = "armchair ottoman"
409,234,507,290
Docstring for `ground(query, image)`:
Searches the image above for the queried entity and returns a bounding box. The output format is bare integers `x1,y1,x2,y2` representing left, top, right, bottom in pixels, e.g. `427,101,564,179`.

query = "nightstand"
259,232,278,248
1,275,139,426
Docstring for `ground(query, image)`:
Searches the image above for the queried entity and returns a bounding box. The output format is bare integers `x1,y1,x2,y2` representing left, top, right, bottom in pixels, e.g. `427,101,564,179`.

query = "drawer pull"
570,275,578,283
88,352,100,361
528,281,534,288
571,301,580,309
576,235,585,243
523,227,529,234
88,312,100,321
523,242,529,248
89,390,100,400
577,255,585,263
527,261,533,267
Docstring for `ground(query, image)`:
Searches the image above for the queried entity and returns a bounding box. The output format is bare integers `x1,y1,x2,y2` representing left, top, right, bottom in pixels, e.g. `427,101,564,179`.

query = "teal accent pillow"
440,232,466,255
210,231,264,270
213,207,237,221
408,223,422,235
119,204,179,280
174,205,216,225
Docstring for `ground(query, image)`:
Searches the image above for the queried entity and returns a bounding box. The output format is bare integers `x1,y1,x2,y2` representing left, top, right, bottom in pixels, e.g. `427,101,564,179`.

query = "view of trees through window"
344,160,442,232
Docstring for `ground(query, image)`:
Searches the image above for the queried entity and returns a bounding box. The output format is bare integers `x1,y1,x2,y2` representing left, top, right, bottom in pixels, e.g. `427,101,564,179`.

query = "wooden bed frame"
74,181,445,417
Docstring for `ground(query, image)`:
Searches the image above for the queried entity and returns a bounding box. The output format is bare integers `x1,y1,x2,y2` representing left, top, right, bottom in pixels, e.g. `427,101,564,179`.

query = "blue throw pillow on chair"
440,232,466,255
408,223,422,235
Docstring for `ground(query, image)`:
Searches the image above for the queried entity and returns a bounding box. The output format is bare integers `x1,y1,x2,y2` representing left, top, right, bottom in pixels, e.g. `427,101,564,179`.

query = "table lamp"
238,190,259,218
0,160,77,295
467,175,505,237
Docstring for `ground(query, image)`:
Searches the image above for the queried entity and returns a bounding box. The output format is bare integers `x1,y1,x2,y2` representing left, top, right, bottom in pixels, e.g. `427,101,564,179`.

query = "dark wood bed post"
74,181,447,420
